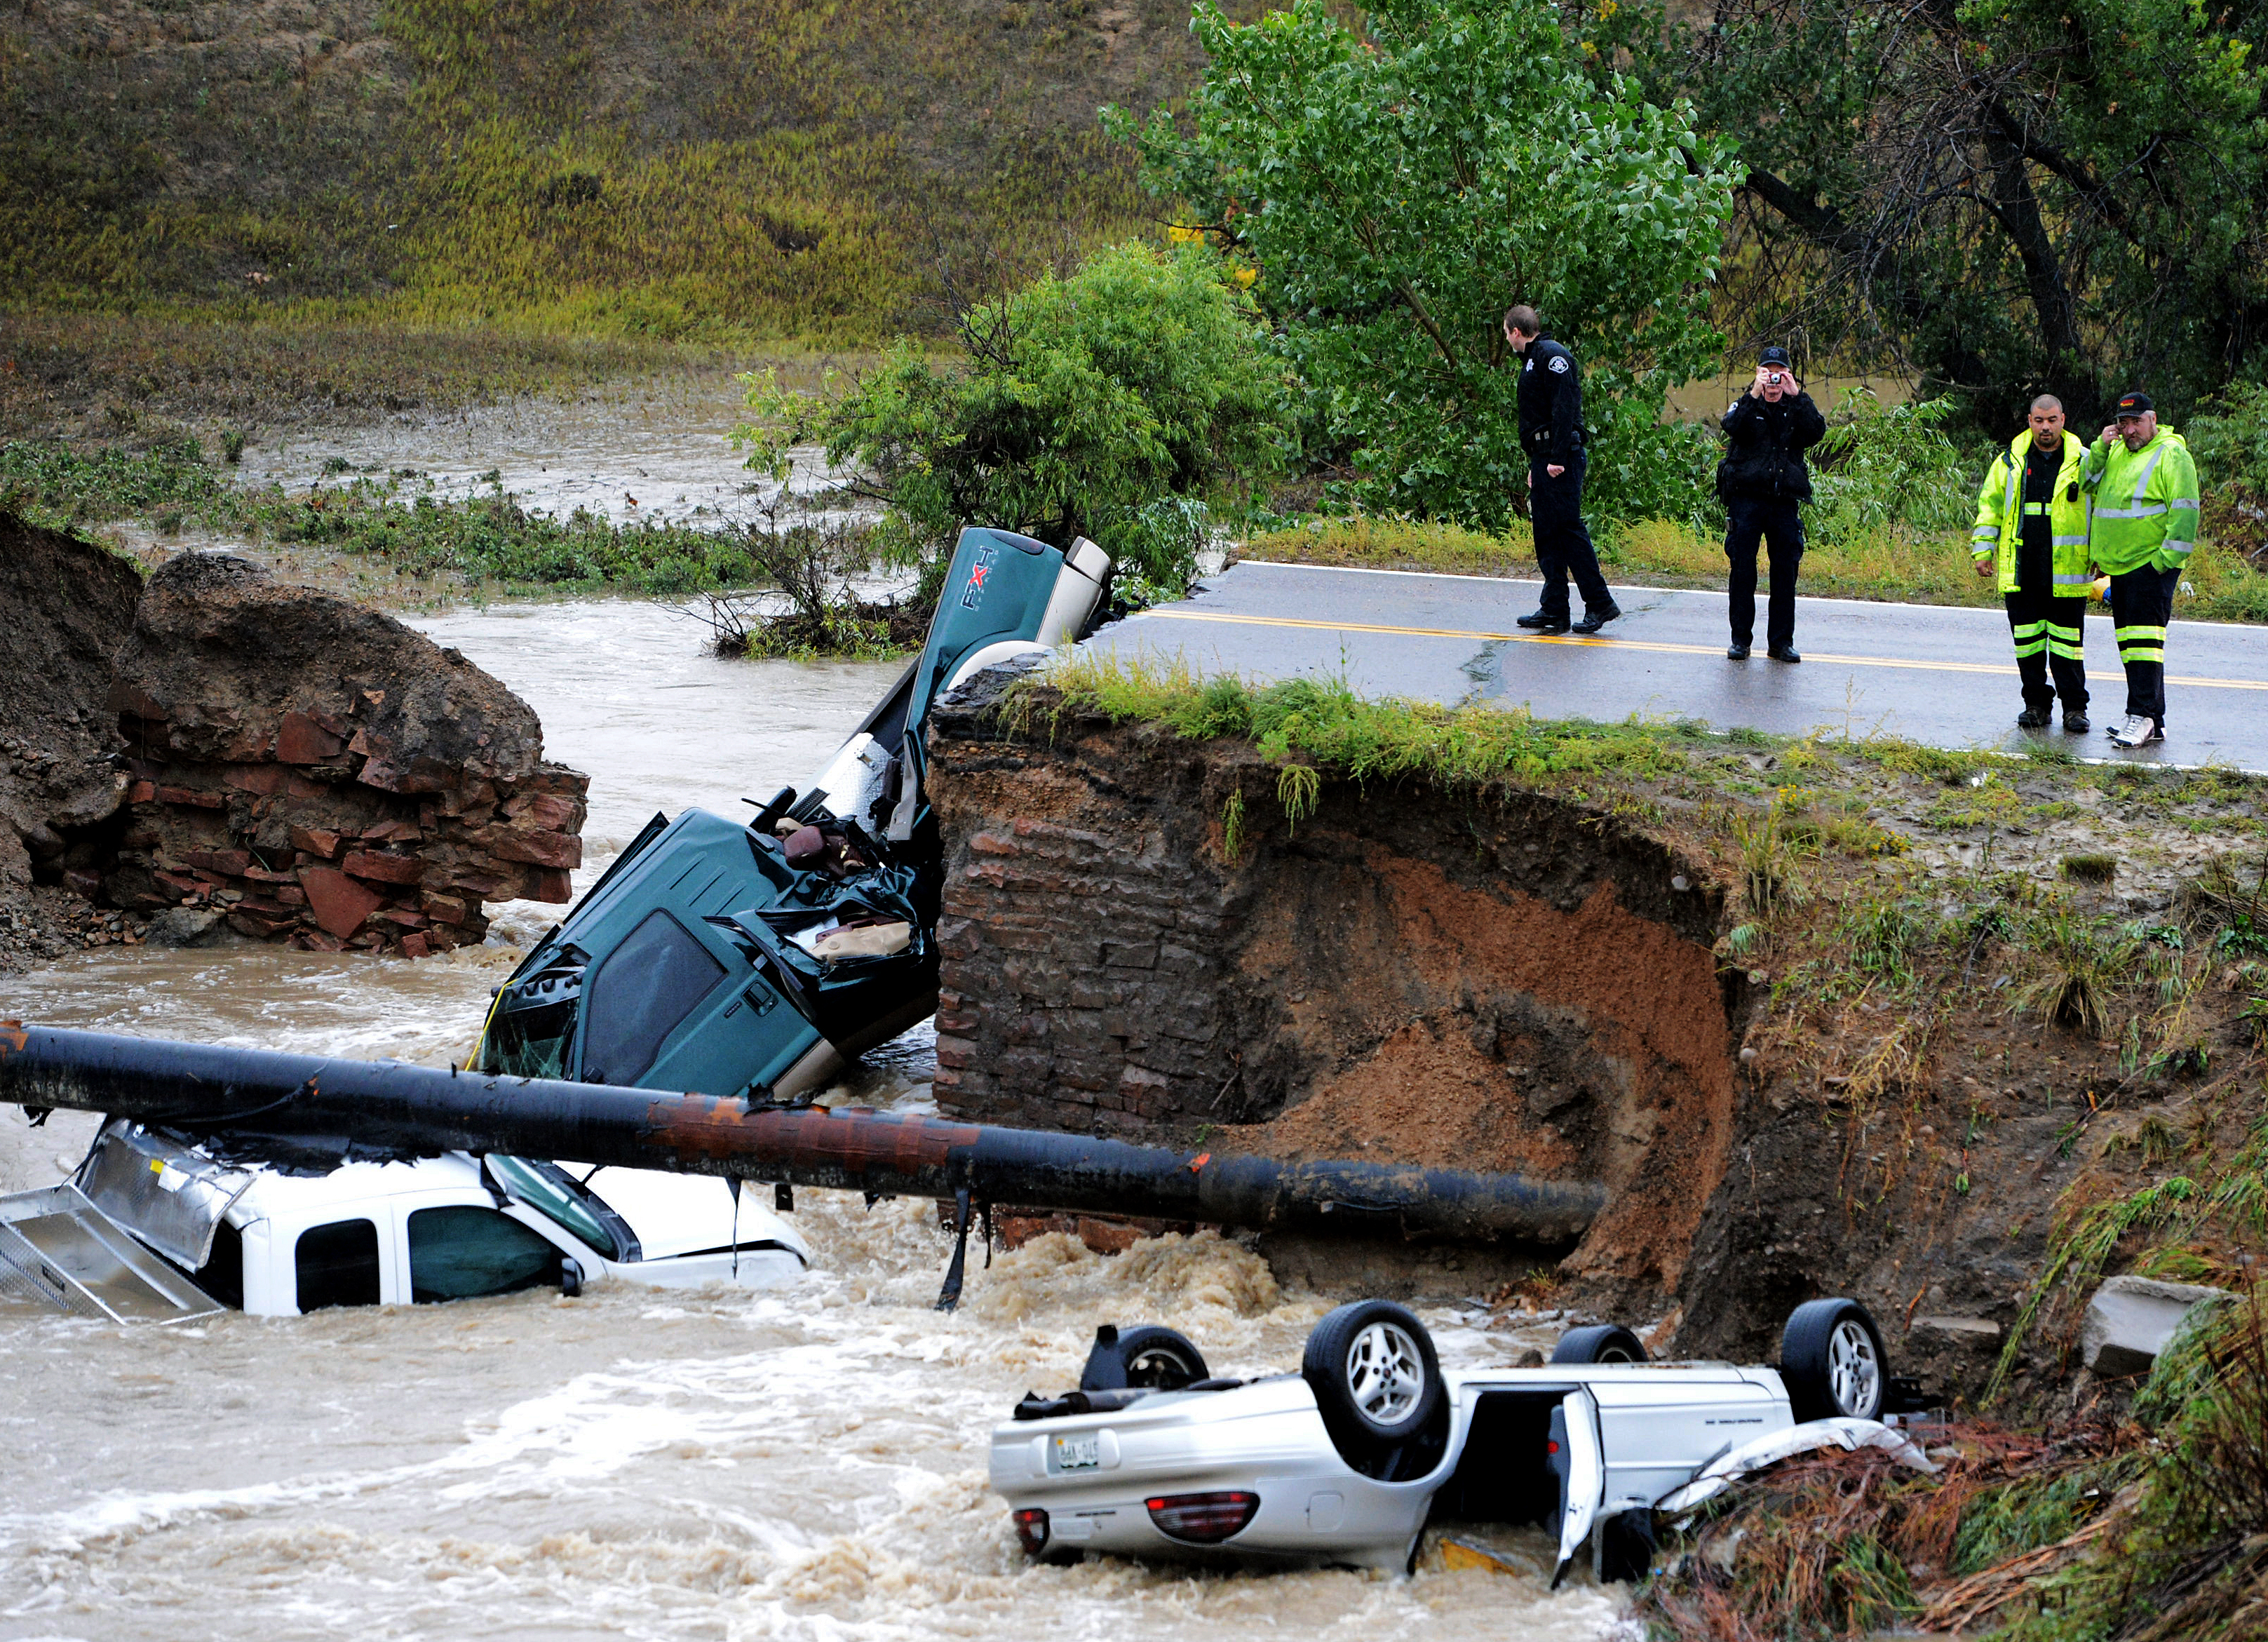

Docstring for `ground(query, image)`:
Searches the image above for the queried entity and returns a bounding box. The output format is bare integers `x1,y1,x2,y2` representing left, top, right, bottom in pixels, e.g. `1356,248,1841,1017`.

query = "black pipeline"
0,1023,1607,1304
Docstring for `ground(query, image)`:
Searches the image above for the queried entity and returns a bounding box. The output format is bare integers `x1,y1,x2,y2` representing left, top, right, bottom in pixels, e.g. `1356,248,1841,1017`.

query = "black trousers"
1530,452,1612,620
1724,497,1802,649
2107,564,2179,725
2004,582,2089,713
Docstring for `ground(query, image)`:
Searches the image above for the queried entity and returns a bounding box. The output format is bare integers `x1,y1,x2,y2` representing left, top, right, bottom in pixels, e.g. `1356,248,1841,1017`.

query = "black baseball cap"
1759,346,1793,369
2114,391,2154,418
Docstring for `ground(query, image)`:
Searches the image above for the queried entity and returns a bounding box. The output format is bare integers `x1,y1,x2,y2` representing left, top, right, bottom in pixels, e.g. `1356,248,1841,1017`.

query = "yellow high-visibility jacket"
1971,431,2093,596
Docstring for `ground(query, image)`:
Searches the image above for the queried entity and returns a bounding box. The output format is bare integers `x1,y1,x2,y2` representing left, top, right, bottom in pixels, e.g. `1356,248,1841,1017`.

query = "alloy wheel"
1827,1317,1881,1415
1345,1320,1425,1427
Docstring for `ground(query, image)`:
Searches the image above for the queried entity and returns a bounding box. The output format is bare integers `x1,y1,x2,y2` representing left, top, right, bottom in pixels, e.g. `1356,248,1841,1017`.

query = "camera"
1767,372,1786,386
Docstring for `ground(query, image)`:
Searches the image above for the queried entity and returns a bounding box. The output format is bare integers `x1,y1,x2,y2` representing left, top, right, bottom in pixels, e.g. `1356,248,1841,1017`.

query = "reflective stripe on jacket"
1970,430,2092,596
2084,429,2201,576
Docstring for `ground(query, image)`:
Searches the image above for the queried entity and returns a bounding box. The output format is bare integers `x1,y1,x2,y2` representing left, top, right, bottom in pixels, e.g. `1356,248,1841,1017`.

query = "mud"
920,678,2268,1401
925,682,1746,1324
0,518,140,894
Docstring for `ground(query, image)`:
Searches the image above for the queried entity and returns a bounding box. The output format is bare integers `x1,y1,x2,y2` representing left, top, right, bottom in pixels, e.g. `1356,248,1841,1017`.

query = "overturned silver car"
992,1298,1936,1582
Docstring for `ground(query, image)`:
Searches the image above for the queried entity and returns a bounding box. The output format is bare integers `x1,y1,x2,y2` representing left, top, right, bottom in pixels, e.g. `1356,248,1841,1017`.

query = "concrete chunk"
2081,1275,2234,1377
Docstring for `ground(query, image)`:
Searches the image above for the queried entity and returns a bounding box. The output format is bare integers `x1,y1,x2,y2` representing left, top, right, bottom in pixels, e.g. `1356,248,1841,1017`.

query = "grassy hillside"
0,0,1245,341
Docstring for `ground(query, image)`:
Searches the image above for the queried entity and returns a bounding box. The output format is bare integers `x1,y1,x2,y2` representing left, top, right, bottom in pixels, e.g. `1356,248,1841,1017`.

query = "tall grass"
1027,651,1715,790
0,0,1202,341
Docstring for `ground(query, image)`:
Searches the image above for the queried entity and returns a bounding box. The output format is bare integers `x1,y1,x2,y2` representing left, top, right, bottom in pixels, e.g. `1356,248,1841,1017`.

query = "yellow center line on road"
1135,608,2268,693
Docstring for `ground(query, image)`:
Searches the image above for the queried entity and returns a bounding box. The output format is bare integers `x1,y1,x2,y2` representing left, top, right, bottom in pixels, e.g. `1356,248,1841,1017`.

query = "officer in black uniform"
1505,305,1620,634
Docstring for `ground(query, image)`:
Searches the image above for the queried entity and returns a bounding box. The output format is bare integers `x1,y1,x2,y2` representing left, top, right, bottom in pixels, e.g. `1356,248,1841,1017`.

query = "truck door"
1548,1389,1603,1589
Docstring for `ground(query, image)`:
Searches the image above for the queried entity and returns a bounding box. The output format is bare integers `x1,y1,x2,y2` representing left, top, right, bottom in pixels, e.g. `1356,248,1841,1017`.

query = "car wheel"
1117,1325,1208,1390
1781,1298,1887,1422
1304,1299,1443,1453
1550,1324,1649,1365
1079,1323,1208,1391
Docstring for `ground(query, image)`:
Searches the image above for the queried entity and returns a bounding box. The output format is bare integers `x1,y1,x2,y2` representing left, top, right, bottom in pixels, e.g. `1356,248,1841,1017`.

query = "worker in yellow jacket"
1971,394,2094,732
2084,391,2201,748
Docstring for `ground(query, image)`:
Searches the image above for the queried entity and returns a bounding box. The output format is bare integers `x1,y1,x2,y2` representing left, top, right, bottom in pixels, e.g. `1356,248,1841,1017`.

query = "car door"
402,1197,569,1304
1591,1371,1789,1512
1548,1389,1604,1589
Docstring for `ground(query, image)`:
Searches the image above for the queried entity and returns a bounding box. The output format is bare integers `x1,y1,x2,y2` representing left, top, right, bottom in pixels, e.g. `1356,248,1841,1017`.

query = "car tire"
1550,1324,1649,1365
1781,1298,1888,1422
1303,1299,1445,1469
1118,1325,1208,1389
1080,1324,1208,1391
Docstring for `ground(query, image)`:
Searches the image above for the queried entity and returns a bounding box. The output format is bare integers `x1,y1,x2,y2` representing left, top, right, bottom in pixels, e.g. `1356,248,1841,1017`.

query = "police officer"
1717,346,1825,661
1970,393,2092,731
1505,305,1620,634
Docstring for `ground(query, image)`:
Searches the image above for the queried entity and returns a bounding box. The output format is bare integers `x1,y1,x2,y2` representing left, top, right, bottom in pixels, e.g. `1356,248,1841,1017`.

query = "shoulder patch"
1522,358,1532,372
1548,355,1569,374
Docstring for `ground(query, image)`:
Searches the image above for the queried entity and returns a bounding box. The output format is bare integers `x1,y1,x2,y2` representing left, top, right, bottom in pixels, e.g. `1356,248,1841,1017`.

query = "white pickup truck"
0,1119,808,1321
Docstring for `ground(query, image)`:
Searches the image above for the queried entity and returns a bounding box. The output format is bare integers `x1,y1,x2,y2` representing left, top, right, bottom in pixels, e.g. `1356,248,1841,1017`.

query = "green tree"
736,241,1290,604
1615,0,2268,424
1108,0,1736,527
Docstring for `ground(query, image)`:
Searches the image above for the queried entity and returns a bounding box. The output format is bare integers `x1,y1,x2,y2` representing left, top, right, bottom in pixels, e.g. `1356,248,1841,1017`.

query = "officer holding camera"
1717,346,1827,661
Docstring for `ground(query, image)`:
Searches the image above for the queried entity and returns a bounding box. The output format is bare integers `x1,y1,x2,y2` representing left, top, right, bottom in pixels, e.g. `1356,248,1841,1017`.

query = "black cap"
2114,391,2154,417
1759,346,1792,369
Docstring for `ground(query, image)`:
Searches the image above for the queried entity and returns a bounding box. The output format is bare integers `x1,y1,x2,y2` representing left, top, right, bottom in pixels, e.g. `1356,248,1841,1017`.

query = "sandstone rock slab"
2081,1275,2234,1377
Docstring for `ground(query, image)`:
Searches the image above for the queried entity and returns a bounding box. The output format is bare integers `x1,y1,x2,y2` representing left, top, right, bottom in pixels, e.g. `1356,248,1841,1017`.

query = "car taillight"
1144,1490,1260,1544
1012,1507,1050,1554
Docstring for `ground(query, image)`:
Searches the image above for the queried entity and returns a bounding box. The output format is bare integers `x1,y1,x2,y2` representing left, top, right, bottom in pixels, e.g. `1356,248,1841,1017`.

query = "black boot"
2016,705,2053,729
1570,602,1622,635
1516,610,1570,633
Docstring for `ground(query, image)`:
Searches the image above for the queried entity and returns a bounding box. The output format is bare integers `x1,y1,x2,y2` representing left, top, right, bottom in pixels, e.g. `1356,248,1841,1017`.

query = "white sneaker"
2107,713,2164,748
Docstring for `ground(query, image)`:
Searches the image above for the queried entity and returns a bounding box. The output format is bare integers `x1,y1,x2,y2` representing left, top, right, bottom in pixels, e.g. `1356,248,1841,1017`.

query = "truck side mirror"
560,1256,583,1298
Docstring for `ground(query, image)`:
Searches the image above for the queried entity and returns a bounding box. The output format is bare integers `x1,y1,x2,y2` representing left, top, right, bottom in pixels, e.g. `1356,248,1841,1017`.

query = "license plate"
1050,1433,1101,1473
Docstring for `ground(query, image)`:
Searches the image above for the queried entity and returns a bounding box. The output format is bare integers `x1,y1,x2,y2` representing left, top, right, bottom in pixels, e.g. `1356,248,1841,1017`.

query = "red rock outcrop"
100,552,586,955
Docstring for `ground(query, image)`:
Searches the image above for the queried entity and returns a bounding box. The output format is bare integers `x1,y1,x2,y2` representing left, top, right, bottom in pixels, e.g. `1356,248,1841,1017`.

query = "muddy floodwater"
0,593,1626,1640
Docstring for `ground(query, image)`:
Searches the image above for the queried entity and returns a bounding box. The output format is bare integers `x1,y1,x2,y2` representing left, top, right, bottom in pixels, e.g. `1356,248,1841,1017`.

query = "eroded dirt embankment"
924,680,1754,1327
923,678,2268,1403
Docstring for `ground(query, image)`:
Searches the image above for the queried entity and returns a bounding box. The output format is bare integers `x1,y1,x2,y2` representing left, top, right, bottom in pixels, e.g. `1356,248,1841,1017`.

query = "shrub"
1807,392,1978,547
736,242,1291,607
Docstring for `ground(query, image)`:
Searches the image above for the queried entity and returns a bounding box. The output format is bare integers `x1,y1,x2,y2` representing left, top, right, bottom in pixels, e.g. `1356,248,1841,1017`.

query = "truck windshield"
487,1155,630,1262
480,946,588,1079
482,999,579,1079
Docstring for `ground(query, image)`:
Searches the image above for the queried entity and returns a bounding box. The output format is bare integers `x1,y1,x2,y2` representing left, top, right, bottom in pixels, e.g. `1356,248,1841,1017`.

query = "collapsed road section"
0,1021,1607,1310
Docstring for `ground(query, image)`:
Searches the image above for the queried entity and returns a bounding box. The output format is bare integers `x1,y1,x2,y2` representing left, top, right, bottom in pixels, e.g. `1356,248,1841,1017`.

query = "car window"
487,1155,626,1261
295,1219,382,1312
484,997,580,1079
579,910,725,1084
407,1206,561,1303
195,1220,245,1310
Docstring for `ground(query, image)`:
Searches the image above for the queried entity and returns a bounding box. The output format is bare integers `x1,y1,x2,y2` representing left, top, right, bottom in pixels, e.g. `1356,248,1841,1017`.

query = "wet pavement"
1097,561,2268,767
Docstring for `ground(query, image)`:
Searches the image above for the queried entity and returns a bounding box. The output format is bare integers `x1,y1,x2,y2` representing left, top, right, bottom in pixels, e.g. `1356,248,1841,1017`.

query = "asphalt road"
1085,560,2268,768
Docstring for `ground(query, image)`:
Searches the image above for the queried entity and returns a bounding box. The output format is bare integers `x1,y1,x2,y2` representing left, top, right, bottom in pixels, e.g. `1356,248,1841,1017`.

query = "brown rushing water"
0,593,1625,1641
